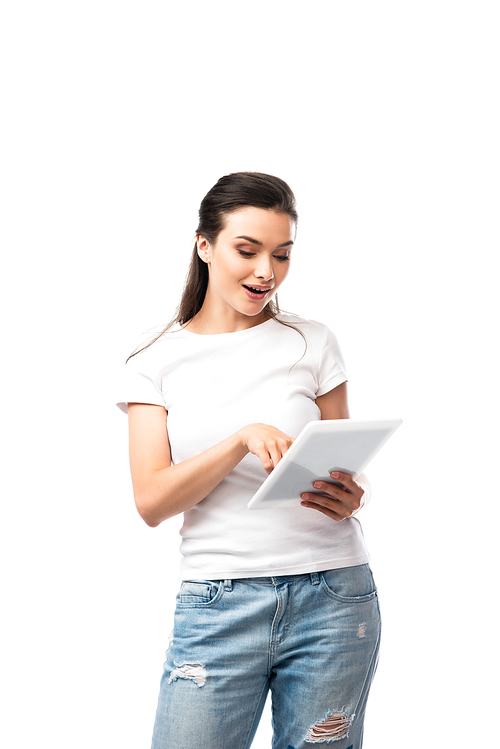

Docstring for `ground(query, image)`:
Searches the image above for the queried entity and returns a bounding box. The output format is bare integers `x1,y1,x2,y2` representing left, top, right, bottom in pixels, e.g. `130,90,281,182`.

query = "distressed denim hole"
305,710,352,743
168,662,207,688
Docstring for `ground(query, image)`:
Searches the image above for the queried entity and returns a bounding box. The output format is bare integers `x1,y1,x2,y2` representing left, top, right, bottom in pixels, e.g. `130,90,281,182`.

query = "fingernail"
313,482,321,489
331,472,340,479
301,494,310,500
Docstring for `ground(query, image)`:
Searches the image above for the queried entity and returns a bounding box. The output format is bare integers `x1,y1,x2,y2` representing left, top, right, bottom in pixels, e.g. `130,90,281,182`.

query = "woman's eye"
236,249,289,261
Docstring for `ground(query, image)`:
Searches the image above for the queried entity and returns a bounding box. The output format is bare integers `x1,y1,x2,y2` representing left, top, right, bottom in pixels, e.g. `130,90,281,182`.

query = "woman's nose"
254,258,274,280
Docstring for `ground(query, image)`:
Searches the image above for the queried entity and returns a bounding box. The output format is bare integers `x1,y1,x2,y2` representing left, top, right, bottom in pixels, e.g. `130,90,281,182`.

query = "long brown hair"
128,172,299,361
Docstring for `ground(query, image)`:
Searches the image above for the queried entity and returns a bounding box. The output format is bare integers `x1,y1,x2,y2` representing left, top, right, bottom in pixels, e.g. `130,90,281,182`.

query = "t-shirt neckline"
178,316,277,338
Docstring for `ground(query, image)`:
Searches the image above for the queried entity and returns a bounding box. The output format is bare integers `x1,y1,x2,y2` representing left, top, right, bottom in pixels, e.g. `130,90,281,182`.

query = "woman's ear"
197,235,211,264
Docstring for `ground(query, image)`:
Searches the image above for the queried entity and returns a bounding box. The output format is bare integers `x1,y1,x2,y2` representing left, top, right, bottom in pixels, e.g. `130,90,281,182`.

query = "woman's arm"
128,403,293,527
300,382,368,521
315,380,350,420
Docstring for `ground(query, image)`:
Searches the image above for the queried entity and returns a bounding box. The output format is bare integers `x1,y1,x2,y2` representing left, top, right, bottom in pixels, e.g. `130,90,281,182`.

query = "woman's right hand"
238,424,294,474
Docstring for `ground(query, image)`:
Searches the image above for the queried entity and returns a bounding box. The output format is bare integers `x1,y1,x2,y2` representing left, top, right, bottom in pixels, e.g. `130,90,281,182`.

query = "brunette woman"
118,172,380,749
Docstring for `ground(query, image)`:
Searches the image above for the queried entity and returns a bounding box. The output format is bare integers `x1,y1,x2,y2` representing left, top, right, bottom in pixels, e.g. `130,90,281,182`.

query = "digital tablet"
247,418,402,510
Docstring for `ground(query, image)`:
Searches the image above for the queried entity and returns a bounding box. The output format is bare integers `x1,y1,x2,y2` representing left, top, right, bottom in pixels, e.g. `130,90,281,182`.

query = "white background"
2,1,499,746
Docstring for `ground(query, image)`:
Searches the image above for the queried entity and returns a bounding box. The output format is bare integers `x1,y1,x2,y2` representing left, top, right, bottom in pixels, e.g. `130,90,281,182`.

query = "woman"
118,172,380,749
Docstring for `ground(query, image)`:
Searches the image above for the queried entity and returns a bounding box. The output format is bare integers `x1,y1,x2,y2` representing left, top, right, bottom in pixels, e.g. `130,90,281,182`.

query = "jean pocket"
176,580,225,608
319,564,378,603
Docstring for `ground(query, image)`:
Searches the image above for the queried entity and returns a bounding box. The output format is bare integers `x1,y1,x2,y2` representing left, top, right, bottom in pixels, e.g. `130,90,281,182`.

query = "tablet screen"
247,418,402,510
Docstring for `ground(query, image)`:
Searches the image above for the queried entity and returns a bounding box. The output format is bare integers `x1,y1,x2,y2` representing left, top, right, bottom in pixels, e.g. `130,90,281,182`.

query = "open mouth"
243,285,271,297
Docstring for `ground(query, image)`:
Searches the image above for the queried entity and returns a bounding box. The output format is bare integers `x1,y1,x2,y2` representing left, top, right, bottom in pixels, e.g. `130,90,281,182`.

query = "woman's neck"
184,303,270,335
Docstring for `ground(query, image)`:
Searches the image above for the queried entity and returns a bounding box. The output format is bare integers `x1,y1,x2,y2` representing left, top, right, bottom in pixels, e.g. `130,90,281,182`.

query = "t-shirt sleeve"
315,325,348,397
116,354,165,414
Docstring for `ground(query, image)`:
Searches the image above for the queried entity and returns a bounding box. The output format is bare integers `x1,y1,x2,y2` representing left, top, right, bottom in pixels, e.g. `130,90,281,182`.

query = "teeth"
246,286,268,293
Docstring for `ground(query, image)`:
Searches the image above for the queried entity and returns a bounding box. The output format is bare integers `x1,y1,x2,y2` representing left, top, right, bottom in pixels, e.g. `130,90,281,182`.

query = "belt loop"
310,572,320,586
224,579,233,592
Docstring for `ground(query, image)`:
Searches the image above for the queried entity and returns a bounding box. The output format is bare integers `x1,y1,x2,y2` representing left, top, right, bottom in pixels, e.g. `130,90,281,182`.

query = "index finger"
269,436,295,471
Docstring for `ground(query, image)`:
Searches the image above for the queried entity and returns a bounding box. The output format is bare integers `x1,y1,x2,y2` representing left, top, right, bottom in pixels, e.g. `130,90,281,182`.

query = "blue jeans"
151,565,381,749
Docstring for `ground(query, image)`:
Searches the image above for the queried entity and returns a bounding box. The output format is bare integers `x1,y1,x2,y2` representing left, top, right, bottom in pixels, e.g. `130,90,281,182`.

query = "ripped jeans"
151,565,381,749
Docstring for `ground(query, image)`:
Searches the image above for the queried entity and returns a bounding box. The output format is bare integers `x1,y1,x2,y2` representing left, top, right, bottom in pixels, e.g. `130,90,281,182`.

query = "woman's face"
197,207,295,323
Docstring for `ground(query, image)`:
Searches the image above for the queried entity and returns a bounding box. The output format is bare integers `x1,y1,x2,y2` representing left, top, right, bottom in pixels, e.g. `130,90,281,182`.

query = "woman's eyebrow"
235,235,294,248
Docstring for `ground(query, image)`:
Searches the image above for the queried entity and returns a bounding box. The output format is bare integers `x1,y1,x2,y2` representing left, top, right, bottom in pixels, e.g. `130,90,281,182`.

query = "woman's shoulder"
124,324,187,368
274,312,335,336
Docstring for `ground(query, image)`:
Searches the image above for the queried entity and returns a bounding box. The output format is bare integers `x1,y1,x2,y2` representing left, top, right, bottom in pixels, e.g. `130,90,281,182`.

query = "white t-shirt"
117,313,370,579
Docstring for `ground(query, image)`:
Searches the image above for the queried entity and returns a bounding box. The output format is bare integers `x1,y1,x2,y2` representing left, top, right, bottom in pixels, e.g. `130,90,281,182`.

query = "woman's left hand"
300,472,364,522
